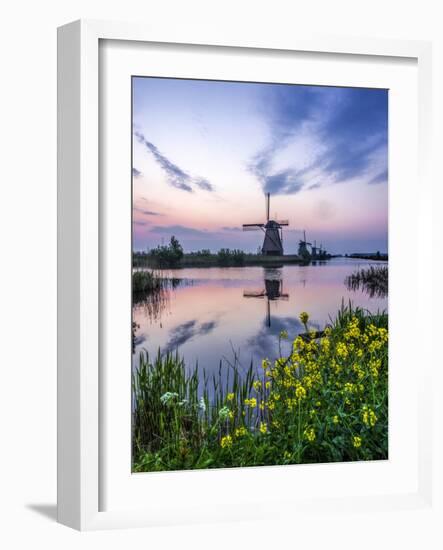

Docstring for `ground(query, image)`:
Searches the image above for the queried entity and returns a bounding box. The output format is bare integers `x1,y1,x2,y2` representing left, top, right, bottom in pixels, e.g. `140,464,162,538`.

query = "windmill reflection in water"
243,267,289,327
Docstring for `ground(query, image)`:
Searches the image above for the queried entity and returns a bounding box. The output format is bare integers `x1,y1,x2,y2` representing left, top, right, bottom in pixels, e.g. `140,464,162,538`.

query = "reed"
132,270,168,293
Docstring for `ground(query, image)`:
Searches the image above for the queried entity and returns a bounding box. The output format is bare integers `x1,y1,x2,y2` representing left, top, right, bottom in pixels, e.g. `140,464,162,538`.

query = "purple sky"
133,78,388,255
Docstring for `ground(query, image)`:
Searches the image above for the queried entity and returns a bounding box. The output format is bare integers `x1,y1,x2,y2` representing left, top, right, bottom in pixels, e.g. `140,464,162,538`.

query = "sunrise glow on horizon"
132,77,388,255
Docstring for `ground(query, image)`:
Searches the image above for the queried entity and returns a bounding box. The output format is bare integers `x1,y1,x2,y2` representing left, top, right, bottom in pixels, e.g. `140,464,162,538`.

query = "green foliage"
149,235,184,267
187,249,212,257
132,305,388,471
216,248,245,266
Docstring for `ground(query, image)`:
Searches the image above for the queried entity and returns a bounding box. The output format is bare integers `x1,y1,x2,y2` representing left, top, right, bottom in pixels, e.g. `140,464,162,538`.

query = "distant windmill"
298,230,312,260
311,240,318,258
318,242,328,258
243,270,289,327
242,193,289,256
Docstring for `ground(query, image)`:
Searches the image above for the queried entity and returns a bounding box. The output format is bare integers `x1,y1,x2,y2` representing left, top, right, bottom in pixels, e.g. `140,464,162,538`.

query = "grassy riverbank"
133,251,305,268
132,305,388,471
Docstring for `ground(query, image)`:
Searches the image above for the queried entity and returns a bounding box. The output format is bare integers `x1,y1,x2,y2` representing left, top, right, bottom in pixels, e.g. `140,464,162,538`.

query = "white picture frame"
57,19,434,531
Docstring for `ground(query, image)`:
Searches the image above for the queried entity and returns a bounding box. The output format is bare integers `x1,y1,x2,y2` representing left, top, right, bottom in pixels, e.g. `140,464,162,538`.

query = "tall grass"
132,270,170,293
132,351,256,471
132,304,388,471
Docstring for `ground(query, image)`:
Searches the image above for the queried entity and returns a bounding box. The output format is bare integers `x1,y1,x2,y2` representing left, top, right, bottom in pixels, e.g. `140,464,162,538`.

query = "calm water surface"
132,258,387,375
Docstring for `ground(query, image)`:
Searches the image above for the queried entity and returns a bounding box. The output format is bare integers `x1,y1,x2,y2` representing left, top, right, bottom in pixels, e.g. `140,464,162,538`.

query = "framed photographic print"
58,20,434,531
130,76,389,473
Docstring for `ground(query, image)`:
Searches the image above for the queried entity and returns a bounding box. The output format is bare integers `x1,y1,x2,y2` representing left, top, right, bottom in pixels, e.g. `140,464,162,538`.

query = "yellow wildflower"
362,406,377,427
253,380,262,392
304,427,316,442
259,422,267,434
220,435,232,448
299,311,309,325
353,436,362,448
295,384,307,400
226,393,235,401
321,338,331,352
244,397,257,408
293,336,305,351
235,426,247,437
286,398,297,411
332,415,339,424
336,342,349,359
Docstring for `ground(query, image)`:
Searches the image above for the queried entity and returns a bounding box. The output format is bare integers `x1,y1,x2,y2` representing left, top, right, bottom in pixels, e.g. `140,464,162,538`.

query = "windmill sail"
242,223,264,231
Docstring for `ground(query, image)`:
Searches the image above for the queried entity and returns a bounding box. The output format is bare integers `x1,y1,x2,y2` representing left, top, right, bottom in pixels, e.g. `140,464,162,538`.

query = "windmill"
298,230,312,260
318,242,329,259
311,240,318,258
243,269,289,327
242,193,289,256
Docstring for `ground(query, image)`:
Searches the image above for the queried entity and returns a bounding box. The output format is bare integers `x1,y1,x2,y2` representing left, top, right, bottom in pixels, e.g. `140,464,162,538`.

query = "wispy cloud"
132,167,142,178
134,206,163,217
150,224,209,236
134,131,214,193
368,168,388,185
221,226,242,232
164,319,217,352
250,86,388,195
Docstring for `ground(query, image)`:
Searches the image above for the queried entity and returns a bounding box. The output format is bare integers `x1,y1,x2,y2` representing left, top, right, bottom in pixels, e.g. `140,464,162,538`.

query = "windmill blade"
276,220,289,226
243,290,266,298
242,223,264,231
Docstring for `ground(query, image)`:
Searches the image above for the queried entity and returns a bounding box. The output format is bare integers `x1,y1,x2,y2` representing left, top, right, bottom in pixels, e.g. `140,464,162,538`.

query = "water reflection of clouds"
164,319,218,353
134,334,147,347
248,316,302,359
248,316,320,360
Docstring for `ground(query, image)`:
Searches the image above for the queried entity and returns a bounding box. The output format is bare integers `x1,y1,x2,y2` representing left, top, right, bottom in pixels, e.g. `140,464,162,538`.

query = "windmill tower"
298,230,312,260
242,193,289,256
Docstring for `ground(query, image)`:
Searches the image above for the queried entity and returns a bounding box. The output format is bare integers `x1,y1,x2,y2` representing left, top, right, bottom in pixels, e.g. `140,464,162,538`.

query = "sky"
132,77,388,255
